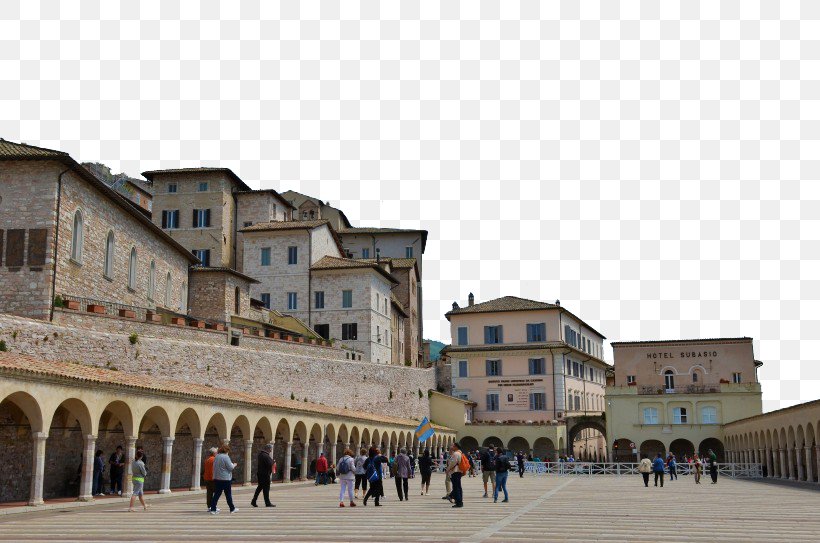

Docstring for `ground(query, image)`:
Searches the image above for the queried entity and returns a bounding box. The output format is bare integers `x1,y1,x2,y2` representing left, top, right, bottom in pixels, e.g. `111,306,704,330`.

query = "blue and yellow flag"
415,417,435,443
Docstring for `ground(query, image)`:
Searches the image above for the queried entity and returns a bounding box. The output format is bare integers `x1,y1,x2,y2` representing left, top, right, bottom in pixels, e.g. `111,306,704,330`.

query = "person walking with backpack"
638,453,652,487
394,448,411,501
447,442,467,508
668,454,678,481
652,453,665,487
493,448,512,503
480,447,496,498
418,448,433,496
251,444,274,508
353,448,368,499
362,448,388,506
315,452,329,485
337,449,356,507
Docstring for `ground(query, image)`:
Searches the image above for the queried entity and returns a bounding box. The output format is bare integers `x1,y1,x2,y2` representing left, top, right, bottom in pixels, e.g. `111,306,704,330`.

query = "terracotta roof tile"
241,219,330,232
446,296,558,316
0,139,68,158
141,167,252,191
311,256,399,284
0,352,451,431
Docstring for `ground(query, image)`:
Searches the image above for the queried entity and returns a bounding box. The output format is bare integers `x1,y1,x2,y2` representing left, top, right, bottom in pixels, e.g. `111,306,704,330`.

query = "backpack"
338,456,352,475
458,452,470,474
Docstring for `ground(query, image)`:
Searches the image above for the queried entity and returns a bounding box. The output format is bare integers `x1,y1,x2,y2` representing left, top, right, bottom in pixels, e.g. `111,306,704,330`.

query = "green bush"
389,390,393,400
0,340,7,352
53,295,64,308
418,389,423,399
129,332,138,345
291,392,295,400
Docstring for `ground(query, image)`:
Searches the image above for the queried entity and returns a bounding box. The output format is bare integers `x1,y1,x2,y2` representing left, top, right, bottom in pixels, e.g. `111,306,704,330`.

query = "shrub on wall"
129,332,138,345
0,340,6,352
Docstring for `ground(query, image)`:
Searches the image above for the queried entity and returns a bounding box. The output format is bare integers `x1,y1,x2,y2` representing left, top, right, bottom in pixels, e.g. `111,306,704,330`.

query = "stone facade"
149,171,238,269
0,313,435,419
390,298,406,365
188,268,254,324
235,191,290,273
388,262,420,365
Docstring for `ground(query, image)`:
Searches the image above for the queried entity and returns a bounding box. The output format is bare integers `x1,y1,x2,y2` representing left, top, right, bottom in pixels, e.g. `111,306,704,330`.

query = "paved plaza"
0,473,818,542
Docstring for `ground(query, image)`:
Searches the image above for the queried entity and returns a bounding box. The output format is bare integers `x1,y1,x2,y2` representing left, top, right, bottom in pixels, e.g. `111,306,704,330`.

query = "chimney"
468,293,474,306
452,302,459,311
555,299,560,306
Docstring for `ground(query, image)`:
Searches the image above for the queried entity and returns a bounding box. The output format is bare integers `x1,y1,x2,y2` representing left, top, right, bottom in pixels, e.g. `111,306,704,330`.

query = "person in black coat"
251,444,275,507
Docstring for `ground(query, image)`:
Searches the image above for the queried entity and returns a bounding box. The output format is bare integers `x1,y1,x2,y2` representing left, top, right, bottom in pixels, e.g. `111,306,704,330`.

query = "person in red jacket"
315,453,329,485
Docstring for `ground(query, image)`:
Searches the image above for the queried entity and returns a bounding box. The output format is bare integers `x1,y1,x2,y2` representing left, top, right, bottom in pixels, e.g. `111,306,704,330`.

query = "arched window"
664,370,675,391
71,210,84,262
234,286,241,314
147,260,156,300
180,281,188,312
128,247,137,290
103,231,115,277
165,272,172,306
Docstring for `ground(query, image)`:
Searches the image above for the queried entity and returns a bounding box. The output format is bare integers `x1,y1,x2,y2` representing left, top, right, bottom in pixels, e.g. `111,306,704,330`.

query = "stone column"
191,438,204,491
787,446,796,480
816,446,820,484
28,432,47,506
243,440,254,486
78,434,96,501
159,436,175,493
765,448,773,478
415,444,420,459
301,445,309,480
804,446,813,483
330,443,338,465
779,448,787,480
283,442,292,483
124,436,137,497
796,446,805,481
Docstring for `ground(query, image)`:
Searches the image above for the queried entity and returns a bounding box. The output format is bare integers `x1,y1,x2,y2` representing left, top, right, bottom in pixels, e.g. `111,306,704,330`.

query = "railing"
639,384,721,395
426,460,762,479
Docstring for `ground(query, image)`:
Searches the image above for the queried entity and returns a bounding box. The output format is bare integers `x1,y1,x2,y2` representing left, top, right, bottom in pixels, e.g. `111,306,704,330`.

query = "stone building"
0,140,197,321
187,266,259,324
442,294,609,460
366,258,421,366
391,294,407,365
280,189,353,231
606,337,763,462
235,189,295,273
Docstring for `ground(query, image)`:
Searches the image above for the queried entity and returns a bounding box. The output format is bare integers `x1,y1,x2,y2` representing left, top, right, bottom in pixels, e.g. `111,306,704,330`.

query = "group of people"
638,449,720,487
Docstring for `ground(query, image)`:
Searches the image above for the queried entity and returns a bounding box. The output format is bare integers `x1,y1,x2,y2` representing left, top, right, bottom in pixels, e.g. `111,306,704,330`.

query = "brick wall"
0,313,436,419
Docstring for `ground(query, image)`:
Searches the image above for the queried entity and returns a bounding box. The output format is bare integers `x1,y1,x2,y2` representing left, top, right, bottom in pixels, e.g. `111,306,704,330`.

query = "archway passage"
45,400,91,500
0,395,36,503
640,439,666,460
460,436,479,453
669,438,695,459
613,438,635,462
533,437,556,462
566,418,607,459
508,436,530,455
482,436,503,449
699,438,725,463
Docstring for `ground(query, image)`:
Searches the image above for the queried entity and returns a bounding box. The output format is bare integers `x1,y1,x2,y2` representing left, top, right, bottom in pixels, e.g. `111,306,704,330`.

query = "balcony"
638,384,721,395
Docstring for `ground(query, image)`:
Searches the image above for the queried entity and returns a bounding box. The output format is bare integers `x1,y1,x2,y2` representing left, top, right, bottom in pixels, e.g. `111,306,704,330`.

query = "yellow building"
606,338,763,462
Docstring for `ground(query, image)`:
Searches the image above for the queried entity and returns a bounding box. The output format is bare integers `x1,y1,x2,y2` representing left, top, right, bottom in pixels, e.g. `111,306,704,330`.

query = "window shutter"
528,359,533,374
28,229,47,266
205,208,211,227
497,326,503,343
529,394,534,411
484,326,490,343
161,210,167,228
0,229,4,266
485,360,491,375
6,229,24,267
497,360,502,376
192,209,198,227
204,250,210,266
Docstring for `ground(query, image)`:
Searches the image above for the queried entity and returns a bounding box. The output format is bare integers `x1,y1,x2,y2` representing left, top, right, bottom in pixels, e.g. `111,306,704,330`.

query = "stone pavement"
0,473,818,542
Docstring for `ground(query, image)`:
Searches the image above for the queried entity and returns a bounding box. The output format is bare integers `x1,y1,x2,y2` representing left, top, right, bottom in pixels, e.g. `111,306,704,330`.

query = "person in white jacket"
638,453,652,487
337,449,357,508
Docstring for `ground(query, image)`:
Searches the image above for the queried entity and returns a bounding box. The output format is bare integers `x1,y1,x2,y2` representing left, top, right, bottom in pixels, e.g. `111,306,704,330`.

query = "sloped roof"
441,342,611,366
391,294,409,317
0,352,452,431
189,266,260,284
340,226,428,253
0,139,198,264
311,256,399,285
610,337,752,347
362,257,420,281
242,220,345,256
141,167,252,192
235,189,296,210
446,296,558,316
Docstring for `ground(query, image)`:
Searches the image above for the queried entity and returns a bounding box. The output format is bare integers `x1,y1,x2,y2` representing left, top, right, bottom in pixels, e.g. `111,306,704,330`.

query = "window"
574,395,581,411
260,247,271,266
405,246,413,258
457,326,468,346
192,249,210,267
315,291,325,309
732,372,742,384
692,371,699,383
167,183,177,193
672,407,688,424
486,393,499,412
572,361,580,377
643,407,659,424
626,375,636,384
528,358,545,375
664,370,675,390
526,323,546,342
180,281,187,312
198,181,208,191
164,272,172,306
458,360,468,378
529,392,546,411
192,208,211,228
342,290,352,308
287,292,297,310
485,359,502,377
564,325,578,347
128,247,137,290
314,323,329,339
260,293,271,309
161,209,180,229
103,230,115,278
243,221,252,228
362,248,370,258
71,210,83,262
287,246,298,265
484,325,503,344
148,260,156,300
701,406,717,424
234,286,241,314
342,323,358,340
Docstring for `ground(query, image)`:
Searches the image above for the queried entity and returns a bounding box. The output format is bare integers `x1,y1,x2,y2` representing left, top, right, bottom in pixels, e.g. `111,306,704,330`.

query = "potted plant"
118,309,136,319
86,304,106,315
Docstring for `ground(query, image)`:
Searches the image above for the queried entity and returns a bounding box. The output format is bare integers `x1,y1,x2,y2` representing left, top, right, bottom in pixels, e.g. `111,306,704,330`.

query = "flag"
415,417,435,443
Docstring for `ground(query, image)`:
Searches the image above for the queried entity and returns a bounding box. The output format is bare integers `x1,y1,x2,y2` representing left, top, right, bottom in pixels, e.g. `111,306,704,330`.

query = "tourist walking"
291,451,301,481
516,451,525,478
251,444,274,508
418,448,433,496
693,454,702,484
108,446,125,495
446,442,466,508
354,448,368,499
493,448,512,503
668,454,678,481
362,448,388,506
315,452,329,485
480,447,496,498
652,453,665,487
210,444,238,514
638,453,652,487
337,448,356,507
708,449,718,484
203,447,217,511
92,449,105,496
394,448,411,501
128,451,148,512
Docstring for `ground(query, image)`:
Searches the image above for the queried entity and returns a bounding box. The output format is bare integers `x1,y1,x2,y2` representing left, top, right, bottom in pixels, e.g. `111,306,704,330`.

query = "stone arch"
1,391,44,434
508,436,530,455
0,392,42,503
372,429,381,450
533,437,556,462
307,423,323,475
360,428,370,449
336,424,349,459
292,420,308,480
324,423,336,460
44,397,93,499
482,436,503,448
271,418,290,481
640,439,666,459
567,419,607,458
613,438,634,461
669,438,695,459
460,436,479,453
699,437,725,463
349,426,361,451
174,408,201,439
204,412,229,454
229,415,252,483
390,431,399,456
137,406,172,491
170,408,201,490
